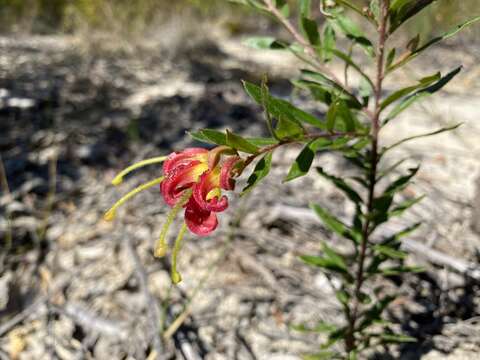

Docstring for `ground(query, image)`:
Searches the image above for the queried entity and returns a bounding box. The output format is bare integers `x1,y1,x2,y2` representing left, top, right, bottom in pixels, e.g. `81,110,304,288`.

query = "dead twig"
51,303,129,339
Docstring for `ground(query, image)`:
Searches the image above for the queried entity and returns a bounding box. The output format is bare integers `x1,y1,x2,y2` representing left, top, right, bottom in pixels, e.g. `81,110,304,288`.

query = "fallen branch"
52,303,129,339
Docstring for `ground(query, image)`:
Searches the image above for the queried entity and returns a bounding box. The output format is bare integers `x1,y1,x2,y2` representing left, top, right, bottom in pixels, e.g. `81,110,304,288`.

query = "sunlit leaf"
328,14,375,57
226,130,260,154
243,36,286,50
243,80,326,129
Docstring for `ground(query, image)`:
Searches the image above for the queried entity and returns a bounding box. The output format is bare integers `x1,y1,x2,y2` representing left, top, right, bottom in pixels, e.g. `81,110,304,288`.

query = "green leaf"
377,158,408,181
189,130,278,148
284,141,316,182
384,123,462,151
300,255,351,277
299,0,311,18
358,295,395,331
336,290,350,305
330,49,375,90
380,265,424,276
326,101,338,131
336,100,356,132
335,0,376,24
389,0,436,34
300,69,362,108
276,0,290,16
322,242,349,272
291,321,337,334
388,16,480,72
380,222,422,246
384,67,462,124
243,80,326,129
246,137,279,146
369,0,380,23
385,47,396,69
310,203,361,243
389,195,425,217
374,245,408,259
371,194,394,225
241,152,272,195
380,333,417,343
300,17,321,46
381,72,440,110
329,14,375,57
226,130,260,154
275,117,305,140
326,99,362,133
303,351,338,360
322,24,336,62
243,36,286,50
316,167,363,204
229,0,266,10
284,137,351,182
384,166,419,195
189,129,227,145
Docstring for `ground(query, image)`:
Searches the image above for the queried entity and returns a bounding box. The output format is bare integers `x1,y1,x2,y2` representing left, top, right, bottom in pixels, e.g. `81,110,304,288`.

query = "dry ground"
0,31,480,360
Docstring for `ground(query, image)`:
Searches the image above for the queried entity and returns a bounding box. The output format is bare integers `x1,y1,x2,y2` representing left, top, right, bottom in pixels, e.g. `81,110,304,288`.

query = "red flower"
160,147,241,236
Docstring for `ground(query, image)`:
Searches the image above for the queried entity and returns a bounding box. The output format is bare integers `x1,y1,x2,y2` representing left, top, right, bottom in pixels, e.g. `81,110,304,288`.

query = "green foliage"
189,0,474,358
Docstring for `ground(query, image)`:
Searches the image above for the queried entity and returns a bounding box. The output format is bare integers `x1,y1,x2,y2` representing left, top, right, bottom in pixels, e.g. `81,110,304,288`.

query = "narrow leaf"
388,16,480,72
310,203,360,243
243,37,286,50
381,72,440,110
384,123,462,151
189,129,227,145
316,167,363,204
385,67,462,124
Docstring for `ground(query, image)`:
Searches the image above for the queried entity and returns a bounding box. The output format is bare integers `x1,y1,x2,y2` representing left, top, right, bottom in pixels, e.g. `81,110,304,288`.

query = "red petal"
193,170,228,212
163,148,208,174
184,197,218,236
220,156,241,190
161,161,207,206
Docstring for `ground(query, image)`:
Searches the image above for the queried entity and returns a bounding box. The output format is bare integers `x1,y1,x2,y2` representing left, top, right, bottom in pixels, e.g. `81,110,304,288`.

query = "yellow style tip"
103,209,116,221
111,176,123,186
171,271,182,284
154,244,168,258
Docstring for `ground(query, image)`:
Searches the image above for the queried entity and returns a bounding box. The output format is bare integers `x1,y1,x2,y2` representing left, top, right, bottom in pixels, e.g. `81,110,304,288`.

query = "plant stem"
345,0,389,354
262,0,343,85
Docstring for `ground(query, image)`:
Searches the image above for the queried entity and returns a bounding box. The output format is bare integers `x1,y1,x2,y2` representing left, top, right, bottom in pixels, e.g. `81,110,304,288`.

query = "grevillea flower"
160,147,241,236
104,146,242,283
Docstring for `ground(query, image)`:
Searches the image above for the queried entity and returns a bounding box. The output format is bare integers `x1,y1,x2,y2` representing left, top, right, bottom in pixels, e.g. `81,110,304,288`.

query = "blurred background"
1,1,479,359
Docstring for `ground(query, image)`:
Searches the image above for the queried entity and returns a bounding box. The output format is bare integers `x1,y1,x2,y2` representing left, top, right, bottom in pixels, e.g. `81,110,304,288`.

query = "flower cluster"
160,147,241,236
